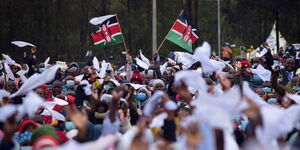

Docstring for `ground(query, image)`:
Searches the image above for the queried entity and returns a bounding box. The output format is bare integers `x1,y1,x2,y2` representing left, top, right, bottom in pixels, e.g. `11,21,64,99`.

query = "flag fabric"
91,15,123,48
166,12,199,53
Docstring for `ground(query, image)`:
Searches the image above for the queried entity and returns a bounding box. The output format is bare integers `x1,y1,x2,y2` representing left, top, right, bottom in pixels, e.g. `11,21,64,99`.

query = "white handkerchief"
149,112,168,128
127,83,146,89
251,65,271,82
2,54,16,65
258,48,268,57
174,70,207,92
143,91,164,117
194,42,225,73
0,89,11,102
44,57,50,68
56,61,68,71
42,109,65,121
93,57,100,72
4,63,15,80
53,97,68,105
160,62,168,75
89,15,115,25
286,93,300,104
139,50,150,66
164,100,177,110
174,52,197,70
11,41,35,47
11,65,59,97
0,104,17,122
135,57,149,70
99,60,108,78
23,91,43,118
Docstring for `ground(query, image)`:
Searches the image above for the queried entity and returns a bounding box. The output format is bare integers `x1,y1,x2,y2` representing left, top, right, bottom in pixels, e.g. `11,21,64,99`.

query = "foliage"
0,0,299,63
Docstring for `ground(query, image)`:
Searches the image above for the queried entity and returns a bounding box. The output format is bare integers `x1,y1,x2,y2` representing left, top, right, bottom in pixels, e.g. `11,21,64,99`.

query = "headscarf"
31,125,59,150
153,79,165,90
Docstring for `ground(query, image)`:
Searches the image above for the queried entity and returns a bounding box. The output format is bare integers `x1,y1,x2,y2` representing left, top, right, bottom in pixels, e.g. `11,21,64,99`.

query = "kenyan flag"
91,15,123,48
166,12,199,53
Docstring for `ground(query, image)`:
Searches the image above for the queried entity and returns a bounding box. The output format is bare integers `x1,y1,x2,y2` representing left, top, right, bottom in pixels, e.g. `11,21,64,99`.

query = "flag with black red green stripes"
91,15,123,48
166,12,199,53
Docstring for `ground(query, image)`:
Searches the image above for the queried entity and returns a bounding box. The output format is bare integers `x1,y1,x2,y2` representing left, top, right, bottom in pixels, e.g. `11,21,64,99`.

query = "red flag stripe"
91,32,104,43
172,20,199,43
191,32,199,43
91,24,122,43
108,24,122,35
172,20,186,34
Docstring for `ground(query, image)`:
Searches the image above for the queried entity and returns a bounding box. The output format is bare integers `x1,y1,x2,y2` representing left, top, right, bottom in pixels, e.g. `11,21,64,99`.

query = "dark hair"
97,101,109,112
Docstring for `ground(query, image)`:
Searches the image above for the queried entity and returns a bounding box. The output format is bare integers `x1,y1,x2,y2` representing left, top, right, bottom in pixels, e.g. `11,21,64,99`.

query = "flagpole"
156,10,184,53
217,0,221,57
152,0,157,55
115,14,128,52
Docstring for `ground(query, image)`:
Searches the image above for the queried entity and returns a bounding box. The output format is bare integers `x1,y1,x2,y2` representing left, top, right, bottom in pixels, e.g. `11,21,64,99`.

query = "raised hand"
66,105,88,132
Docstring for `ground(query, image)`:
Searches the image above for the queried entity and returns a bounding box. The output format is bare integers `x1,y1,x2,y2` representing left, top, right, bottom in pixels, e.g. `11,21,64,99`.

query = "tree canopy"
0,0,299,63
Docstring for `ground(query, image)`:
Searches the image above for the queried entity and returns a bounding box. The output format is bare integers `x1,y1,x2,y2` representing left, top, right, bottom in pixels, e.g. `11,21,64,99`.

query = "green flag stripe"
166,30,193,52
94,34,123,48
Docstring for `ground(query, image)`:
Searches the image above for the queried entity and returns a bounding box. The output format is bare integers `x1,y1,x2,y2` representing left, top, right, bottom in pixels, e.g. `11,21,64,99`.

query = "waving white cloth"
2,54,16,65
139,50,150,66
93,57,100,72
174,52,197,70
11,41,35,47
44,57,50,68
99,60,108,78
256,105,300,150
174,70,207,92
4,63,15,80
17,64,29,82
89,15,115,25
135,57,149,70
0,90,11,102
11,65,59,97
251,65,271,82
143,91,164,117
21,91,44,118
286,93,300,104
194,42,225,73
42,109,65,121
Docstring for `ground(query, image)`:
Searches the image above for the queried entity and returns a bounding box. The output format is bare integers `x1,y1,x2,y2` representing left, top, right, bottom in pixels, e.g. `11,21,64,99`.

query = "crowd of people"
1,41,300,150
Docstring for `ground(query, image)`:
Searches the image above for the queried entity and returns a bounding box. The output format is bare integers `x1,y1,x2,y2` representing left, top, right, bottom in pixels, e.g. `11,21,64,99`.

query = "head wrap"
31,125,59,150
153,79,165,90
